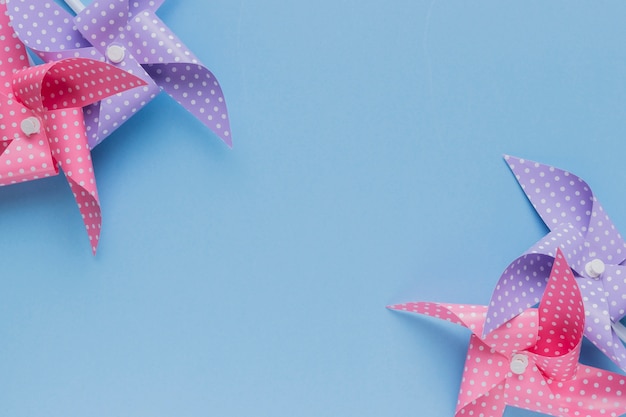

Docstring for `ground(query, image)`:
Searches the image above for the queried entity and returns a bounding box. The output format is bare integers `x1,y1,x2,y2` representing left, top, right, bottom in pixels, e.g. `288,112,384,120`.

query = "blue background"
1,1,626,416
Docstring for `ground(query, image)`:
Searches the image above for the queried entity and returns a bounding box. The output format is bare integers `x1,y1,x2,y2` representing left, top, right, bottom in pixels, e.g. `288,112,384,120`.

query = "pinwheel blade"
6,0,91,54
558,365,626,417
147,63,232,146
455,382,506,417
74,0,129,55
13,58,147,113
44,108,101,254
387,302,487,336
0,3,29,94
577,276,626,369
455,336,508,416
505,155,626,265
129,0,165,15
602,264,626,323
82,57,159,148
484,253,554,336
127,10,232,146
530,249,584,381
503,363,564,416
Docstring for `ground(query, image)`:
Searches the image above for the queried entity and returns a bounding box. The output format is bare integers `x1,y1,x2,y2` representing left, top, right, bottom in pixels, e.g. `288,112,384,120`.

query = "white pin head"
510,353,529,375
585,259,605,279
20,117,41,136
106,45,126,64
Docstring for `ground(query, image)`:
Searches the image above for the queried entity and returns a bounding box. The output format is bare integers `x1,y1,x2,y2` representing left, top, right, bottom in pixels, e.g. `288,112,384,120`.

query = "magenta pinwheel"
0,1,146,254
484,155,626,371
389,249,626,417
7,0,231,149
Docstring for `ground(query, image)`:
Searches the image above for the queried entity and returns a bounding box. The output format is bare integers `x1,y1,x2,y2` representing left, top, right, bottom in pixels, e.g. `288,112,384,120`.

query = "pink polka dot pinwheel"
0,2,147,254
389,249,626,417
484,156,626,372
6,0,231,149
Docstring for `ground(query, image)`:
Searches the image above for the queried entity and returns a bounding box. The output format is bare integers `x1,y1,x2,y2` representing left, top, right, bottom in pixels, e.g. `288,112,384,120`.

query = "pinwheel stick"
64,0,85,14
613,320,626,344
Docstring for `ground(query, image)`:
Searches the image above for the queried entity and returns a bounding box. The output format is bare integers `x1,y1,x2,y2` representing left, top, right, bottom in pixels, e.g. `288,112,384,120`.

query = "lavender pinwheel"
7,0,231,148
484,155,626,371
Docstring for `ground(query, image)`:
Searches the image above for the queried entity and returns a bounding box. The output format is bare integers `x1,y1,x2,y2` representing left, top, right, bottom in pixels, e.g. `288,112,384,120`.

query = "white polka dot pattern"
8,58,145,253
0,1,147,253
7,0,232,148
388,250,626,417
486,156,626,372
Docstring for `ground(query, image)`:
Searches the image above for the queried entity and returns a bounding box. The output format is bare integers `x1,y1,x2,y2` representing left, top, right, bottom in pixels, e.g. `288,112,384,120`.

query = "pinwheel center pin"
20,117,41,136
585,258,605,279
510,353,529,375
106,45,126,64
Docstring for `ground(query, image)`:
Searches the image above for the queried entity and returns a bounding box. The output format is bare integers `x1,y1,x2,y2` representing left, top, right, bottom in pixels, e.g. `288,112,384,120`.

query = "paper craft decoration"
388,249,626,417
0,2,146,254
484,155,626,371
7,0,231,148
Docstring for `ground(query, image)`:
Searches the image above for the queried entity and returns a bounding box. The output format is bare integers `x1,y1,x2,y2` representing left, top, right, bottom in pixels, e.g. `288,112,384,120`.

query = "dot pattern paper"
388,250,626,417
485,156,626,371
0,1,147,254
7,0,232,148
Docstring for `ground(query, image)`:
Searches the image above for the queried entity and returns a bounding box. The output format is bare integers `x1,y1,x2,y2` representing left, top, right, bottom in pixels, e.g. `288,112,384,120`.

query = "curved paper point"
483,252,553,336
146,63,232,146
505,154,626,264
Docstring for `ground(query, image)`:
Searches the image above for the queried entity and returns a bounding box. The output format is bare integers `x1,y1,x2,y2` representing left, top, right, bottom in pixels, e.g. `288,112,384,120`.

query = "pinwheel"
7,0,231,149
389,249,626,417
0,1,146,253
484,155,626,371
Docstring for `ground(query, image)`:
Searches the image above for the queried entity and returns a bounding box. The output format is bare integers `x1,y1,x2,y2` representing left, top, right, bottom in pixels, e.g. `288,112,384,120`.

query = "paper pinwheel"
0,1,146,253
389,249,626,417
484,155,626,371
7,0,231,149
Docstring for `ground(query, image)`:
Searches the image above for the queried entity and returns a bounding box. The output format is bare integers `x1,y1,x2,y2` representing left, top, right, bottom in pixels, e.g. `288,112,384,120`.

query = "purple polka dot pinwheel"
7,0,231,149
485,155,626,371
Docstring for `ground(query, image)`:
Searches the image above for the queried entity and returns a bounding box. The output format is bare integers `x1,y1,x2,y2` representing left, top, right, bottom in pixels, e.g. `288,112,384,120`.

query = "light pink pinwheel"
0,2,146,254
7,0,231,148
388,249,626,417
484,156,626,371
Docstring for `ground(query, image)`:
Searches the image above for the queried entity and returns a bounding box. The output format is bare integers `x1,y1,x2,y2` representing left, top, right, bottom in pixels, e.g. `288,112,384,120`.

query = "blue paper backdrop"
1,1,626,416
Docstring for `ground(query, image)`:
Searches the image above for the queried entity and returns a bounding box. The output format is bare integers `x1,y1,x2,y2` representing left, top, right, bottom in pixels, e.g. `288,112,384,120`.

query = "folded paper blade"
44,108,100,254
125,10,202,65
126,11,232,146
484,253,553,336
128,0,165,15
0,5,29,95
526,224,587,275
604,264,626,322
502,363,564,417
74,0,129,55
387,302,487,337
533,251,584,358
505,154,626,265
455,337,508,416
146,63,232,146
504,155,593,233
455,383,506,417
577,276,626,369
557,365,626,417
6,0,92,53
40,59,147,111
529,252,584,382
